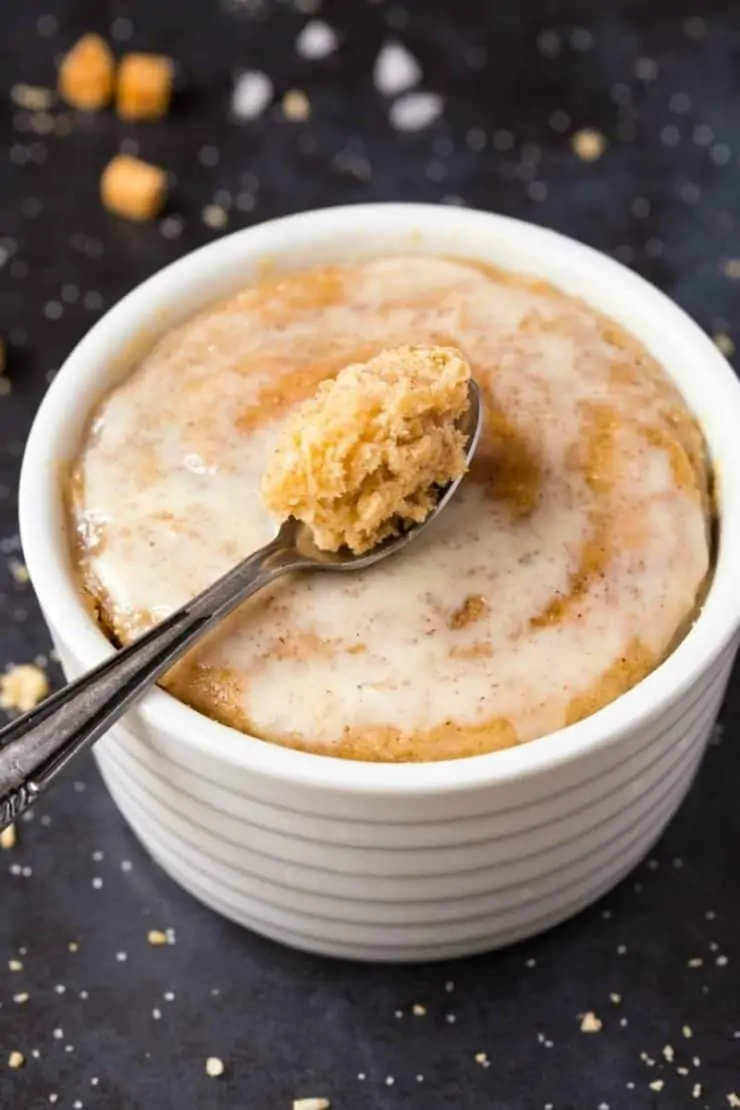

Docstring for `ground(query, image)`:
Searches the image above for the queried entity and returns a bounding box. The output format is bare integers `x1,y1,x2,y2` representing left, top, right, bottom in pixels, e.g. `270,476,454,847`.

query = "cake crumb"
262,345,471,554
9,560,30,584
580,1011,602,1033
412,1003,427,1016
100,155,167,222
116,53,173,120
715,332,735,357
682,1025,693,1038
0,663,49,712
571,128,606,161
727,1094,740,1107
205,1057,225,1078
282,89,311,120
8,1051,24,1069
293,1101,330,1110
147,930,168,946
1,824,17,849
202,204,228,230
474,1052,490,1068
649,1080,664,1092
449,594,489,629
58,34,115,110
8,958,23,971
11,84,55,111
609,993,621,1004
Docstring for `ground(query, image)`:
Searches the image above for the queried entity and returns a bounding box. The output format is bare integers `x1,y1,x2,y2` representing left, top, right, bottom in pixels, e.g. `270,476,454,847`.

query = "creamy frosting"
70,256,712,761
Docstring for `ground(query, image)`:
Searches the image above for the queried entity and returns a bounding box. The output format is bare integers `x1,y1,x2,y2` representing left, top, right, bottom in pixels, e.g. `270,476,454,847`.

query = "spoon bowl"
289,377,484,569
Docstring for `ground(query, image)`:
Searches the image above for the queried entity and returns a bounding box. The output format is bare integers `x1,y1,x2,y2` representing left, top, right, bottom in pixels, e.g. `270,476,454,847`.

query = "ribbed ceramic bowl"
19,204,740,961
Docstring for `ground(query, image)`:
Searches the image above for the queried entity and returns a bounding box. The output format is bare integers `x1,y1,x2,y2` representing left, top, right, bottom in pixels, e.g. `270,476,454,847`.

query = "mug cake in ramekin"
19,205,740,961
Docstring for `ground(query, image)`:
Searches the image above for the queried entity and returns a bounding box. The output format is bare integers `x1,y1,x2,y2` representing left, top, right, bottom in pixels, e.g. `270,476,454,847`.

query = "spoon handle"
0,524,300,829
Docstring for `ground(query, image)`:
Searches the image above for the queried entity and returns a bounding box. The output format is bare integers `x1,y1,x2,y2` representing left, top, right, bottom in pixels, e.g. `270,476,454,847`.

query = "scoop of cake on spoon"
0,345,482,827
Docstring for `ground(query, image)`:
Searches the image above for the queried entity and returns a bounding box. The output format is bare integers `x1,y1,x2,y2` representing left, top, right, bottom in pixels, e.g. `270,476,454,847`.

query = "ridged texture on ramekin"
50,635,737,962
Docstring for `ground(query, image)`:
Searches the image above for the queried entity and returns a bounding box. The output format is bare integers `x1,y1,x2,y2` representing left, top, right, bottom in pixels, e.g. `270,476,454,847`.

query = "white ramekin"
19,204,740,962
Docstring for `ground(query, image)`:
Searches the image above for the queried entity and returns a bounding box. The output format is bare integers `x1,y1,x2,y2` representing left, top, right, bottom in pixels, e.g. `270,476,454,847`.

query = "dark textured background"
1,1,739,1107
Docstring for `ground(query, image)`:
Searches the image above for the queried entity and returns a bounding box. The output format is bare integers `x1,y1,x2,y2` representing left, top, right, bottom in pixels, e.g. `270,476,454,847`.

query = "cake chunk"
58,33,115,111
116,53,174,120
261,345,472,553
100,154,168,222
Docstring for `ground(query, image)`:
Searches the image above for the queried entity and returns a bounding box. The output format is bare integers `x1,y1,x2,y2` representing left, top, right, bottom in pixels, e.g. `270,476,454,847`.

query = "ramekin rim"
18,202,740,795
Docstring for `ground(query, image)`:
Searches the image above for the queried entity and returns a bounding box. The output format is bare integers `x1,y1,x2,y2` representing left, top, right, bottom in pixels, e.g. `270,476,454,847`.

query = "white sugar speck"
537,30,560,58
389,91,442,131
549,110,570,133
198,145,220,168
693,124,713,146
296,20,339,59
111,16,133,40
231,71,273,120
571,27,594,50
92,877,103,889
160,215,184,239
83,291,103,312
670,92,692,114
37,13,58,35
374,41,421,96
634,56,658,81
466,127,487,151
711,143,732,165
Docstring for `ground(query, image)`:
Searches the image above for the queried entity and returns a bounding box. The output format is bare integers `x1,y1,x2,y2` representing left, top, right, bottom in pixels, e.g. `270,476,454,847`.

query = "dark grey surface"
1,1,739,1106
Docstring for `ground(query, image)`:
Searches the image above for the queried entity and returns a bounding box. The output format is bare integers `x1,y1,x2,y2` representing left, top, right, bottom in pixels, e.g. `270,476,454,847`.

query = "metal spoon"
0,380,482,829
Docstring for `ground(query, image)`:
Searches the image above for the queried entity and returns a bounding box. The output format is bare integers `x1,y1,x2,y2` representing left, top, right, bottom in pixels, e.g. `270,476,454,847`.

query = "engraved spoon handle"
0,522,302,829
